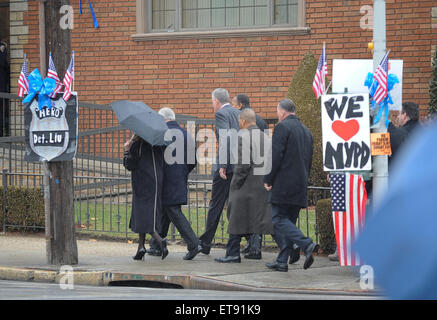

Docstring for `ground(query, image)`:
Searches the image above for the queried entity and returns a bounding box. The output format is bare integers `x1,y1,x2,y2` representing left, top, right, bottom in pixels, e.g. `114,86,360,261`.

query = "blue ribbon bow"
22,69,57,110
364,72,400,128
79,0,99,28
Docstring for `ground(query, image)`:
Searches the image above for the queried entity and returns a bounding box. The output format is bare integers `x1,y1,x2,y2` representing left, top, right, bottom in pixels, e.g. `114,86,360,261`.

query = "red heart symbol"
332,120,360,141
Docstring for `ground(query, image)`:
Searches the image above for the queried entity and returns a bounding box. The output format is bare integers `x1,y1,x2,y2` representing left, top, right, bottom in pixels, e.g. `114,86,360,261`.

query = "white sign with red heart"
321,93,371,172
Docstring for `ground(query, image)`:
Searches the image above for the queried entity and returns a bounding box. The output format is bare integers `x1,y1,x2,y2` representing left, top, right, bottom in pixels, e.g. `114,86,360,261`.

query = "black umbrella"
110,100,168,146
111,100,169,257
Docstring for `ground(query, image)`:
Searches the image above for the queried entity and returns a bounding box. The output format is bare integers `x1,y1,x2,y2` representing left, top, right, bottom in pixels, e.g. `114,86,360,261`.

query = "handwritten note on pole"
370,132,392,156
321,93,371,172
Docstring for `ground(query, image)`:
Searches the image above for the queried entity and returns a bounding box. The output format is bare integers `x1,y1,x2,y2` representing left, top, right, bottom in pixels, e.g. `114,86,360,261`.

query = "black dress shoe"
289,247,301,264
161,238,169,260
183,245,201,260
132,248,147,261
199,240,211,255
265,261,288,272
240,244,250,254
214,256,241,263
147,248,162,256
244,251,262,260
303,243,320,270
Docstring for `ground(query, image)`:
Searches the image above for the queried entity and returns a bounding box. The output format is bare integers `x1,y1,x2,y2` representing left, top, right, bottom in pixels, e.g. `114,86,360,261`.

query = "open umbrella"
110,100,168,146
354,120,437,299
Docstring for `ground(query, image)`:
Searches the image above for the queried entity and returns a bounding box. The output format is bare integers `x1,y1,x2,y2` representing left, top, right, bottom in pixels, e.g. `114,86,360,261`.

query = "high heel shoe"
132,248,146,261
161,238,169,260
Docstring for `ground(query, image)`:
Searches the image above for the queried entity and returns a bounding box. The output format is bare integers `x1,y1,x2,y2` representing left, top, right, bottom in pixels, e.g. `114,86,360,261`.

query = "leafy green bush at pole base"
315,198,336,254
287,51,329,189
0,187,45,230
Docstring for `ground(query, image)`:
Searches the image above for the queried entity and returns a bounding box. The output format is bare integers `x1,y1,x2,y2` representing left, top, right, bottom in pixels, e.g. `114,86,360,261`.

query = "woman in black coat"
123,135,168,260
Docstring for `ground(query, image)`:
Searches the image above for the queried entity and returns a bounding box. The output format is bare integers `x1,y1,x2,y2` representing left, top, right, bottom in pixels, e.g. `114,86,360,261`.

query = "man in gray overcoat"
215,108,273,263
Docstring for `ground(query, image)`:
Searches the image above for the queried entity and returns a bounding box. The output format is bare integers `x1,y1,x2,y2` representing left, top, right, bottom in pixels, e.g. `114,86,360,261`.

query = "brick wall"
9,0,29,94
17,0,437,119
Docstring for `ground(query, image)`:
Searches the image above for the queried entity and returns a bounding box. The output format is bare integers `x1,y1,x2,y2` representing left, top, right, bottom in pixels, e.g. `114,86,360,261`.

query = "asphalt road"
0,280,377,300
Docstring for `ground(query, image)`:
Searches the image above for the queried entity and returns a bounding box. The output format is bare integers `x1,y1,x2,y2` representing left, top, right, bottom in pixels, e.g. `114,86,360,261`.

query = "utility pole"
43,0,78,265
372,0,389,207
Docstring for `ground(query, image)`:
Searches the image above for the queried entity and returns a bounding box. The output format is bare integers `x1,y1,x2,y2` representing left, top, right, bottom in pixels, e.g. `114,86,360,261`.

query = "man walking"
386,102,421,172
232,94,268,132
199,88,240,254
397,102,421,138
149,107,201,260
231,94,267,254
215,108,273,263
264,99,319,272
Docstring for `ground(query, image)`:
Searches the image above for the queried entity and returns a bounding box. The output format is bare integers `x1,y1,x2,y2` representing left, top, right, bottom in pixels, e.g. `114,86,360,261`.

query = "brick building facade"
5,0,437,119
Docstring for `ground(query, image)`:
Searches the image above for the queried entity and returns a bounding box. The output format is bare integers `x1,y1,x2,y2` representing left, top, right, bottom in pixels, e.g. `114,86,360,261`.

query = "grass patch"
74,202,317,245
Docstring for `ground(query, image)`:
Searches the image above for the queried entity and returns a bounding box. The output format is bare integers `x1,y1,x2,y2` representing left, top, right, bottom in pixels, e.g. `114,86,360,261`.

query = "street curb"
0,267,104,286
0,266,380,297
0,267,35,282
104,272,379,297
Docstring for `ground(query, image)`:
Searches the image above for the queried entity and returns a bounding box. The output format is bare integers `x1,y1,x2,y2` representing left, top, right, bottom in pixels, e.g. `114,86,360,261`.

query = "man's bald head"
238,108,256,129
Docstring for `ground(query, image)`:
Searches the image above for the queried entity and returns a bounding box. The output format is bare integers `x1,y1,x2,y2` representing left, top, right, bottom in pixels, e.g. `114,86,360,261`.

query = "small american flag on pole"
47,53,63,98
312,43,328,99
62,51,74,101
373,51,390,105
330,173,367,266
18,55,29,98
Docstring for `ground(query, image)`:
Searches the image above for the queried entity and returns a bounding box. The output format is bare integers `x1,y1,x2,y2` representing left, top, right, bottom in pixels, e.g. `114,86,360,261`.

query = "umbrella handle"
124,134,137,152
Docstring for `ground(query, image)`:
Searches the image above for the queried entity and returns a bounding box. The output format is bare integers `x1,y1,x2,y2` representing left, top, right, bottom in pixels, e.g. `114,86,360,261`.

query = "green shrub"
287,51,329,188
315,198,336,254
0,187,45,230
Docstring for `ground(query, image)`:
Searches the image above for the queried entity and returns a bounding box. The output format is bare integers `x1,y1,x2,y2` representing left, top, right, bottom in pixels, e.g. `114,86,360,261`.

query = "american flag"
373,51,390,104
18,55,29,98
47,53,63,98
330,173,367,266
62,51,74,101
312,44,328,99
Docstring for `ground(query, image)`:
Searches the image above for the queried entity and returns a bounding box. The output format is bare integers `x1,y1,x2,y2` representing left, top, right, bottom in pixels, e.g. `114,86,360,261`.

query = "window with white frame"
148,0,302,32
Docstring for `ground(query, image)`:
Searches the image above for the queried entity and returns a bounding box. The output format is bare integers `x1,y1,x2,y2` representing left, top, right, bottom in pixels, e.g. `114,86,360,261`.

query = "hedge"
287,51,329,188
315,198,336,254
0,187,45,230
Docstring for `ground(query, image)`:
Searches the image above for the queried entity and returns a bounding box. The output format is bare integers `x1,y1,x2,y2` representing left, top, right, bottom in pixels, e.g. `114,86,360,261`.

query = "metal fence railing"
0,92,331,246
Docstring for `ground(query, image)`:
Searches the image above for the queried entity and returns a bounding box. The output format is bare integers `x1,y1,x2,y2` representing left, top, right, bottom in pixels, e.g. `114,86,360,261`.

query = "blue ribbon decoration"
79,0,99,28
22,69,57,110
364,72,400,128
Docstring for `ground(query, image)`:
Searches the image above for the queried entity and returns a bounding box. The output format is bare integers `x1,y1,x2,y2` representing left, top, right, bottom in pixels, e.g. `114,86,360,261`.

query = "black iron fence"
0,92,330,246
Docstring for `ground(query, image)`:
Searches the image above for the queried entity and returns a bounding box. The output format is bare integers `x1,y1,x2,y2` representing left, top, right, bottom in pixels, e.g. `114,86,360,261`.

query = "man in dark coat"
232,94,268,132
215,108,273,263
231,94,268,254
199,88,240,254
387,122,406,171
0,42,8,93
397,102,421,138
148,107,201,260
387,102,421,171
0,42,10,136
123,136,168,261
264,99,319,272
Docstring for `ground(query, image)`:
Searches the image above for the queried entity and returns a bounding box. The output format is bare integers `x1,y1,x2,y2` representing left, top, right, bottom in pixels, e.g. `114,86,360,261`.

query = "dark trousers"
151,205,199,251
271,204,313,264
226,234,261,257
199,172,233,246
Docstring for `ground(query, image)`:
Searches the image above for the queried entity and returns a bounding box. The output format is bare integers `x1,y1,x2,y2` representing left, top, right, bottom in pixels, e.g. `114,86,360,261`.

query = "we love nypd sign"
321,93,371,171
24,93,78,162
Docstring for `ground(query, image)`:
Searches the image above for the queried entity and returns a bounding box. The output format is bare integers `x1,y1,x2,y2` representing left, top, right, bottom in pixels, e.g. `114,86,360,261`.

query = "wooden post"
44,0,78,265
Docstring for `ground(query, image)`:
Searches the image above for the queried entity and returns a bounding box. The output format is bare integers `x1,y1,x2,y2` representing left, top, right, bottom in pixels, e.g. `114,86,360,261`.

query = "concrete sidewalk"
0,233,379,297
